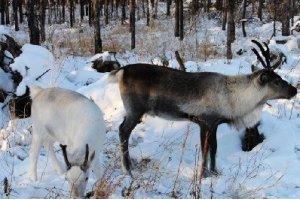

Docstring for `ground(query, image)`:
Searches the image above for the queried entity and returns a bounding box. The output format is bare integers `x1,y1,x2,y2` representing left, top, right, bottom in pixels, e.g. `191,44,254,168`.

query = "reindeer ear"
259,73,269,85
251,64,260,72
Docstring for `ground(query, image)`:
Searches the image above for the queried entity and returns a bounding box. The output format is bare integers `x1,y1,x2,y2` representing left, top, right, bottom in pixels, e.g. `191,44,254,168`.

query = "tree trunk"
166,0,171,16
242,0,247,37
116,0,119,18
179,0,184,40
89,0,93,25
18,0,23,23
69,0,75,27
0,0,5,25
146,0,150,26
174,0,179,37
273,0,276,36
137,0,140,20
154,0,158,19
291,0,295,34
226,0,235,59
281,0,290,36
93,0,102,53
129,0,136,49
5,0,9,25
13,0,19,31
61,0,66,22
215,0,222,10
257,0,263,21
40,0,47,42
80,0,85,20
222,0,227,30
111,0,114,18
121,0,126,24
27,0,40,45
104,0,109,24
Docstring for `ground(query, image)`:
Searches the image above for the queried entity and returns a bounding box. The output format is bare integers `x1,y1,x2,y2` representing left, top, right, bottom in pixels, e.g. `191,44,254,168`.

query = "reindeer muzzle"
287,85,297,99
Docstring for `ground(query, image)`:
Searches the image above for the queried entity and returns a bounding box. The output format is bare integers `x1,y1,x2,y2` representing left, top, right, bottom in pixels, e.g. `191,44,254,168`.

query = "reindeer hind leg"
119,112,143,175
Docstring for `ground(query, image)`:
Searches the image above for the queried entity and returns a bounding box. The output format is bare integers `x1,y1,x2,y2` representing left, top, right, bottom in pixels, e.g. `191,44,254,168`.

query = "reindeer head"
251,40,297,100
60,144,95,198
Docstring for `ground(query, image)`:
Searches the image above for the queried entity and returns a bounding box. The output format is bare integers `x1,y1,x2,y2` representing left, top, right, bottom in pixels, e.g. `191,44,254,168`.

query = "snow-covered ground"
1,10,300,198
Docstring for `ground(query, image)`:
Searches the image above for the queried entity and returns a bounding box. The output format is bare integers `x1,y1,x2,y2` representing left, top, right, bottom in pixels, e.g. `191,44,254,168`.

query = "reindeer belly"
147,97,190,120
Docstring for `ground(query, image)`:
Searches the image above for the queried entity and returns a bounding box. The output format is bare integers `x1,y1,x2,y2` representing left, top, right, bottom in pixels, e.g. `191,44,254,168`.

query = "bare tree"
0,0,5,25
27,0,40,45
5,0,9,25
69,0,75,27
105,0,109,24
215,0,222,10
12,0,19,31
166,0,172,16
241,0,247,37
129,0,136,49
179,0,184,40
110,0,114,18
222,0,227,30
281,0,290,36
146,0,150,26
80,0,85,20
257,0,263,21
273,0,277,36
93,0,102,53
62,0,66,22
174,0,179,37
226,0,235,59
18,0,23,23
39,0,47,42
121,0,126,24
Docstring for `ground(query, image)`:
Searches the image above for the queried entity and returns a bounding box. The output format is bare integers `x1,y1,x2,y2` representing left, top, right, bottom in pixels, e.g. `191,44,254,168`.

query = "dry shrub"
92,180,112,199
91,138,125,199
197,30,218,61
48,24,94,56
102,35,127,53
224,146,283,198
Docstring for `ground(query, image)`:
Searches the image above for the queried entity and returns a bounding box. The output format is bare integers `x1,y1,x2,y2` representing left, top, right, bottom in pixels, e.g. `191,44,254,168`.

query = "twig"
36,69,51,81
175,51,186,71
172,125,190,198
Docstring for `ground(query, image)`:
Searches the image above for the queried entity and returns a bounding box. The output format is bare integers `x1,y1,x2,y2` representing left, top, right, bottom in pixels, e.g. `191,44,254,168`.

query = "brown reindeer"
109,40,297,176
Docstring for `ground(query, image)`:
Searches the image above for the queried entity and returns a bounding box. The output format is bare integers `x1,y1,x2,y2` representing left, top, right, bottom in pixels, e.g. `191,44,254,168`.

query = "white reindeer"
28,86,106,198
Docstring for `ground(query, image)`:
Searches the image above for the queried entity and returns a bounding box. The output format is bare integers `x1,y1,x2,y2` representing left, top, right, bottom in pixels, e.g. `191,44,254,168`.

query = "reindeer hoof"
210,169,220,176
201,168,211,178
201,168,220,178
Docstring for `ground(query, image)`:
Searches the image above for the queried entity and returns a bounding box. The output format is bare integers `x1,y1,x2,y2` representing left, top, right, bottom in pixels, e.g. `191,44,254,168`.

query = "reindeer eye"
85,177,89,182
274,80,281,86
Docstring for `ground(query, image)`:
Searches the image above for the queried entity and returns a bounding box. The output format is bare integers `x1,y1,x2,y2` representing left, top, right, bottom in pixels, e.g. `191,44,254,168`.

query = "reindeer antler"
60,144,72,170
251,40,271,69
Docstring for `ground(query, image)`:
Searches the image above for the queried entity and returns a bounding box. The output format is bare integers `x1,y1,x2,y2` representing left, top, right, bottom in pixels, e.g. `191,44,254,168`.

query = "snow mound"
90,51,111,62
10,44,55,95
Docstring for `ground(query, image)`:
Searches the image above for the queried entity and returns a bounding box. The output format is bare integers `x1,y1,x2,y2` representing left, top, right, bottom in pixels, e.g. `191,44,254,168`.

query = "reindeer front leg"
28,135,42,181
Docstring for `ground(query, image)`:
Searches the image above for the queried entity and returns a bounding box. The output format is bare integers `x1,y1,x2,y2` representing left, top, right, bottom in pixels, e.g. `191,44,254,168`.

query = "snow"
0,68,14,92
0,11,300,199
90,51,111,62
9,44,55,95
